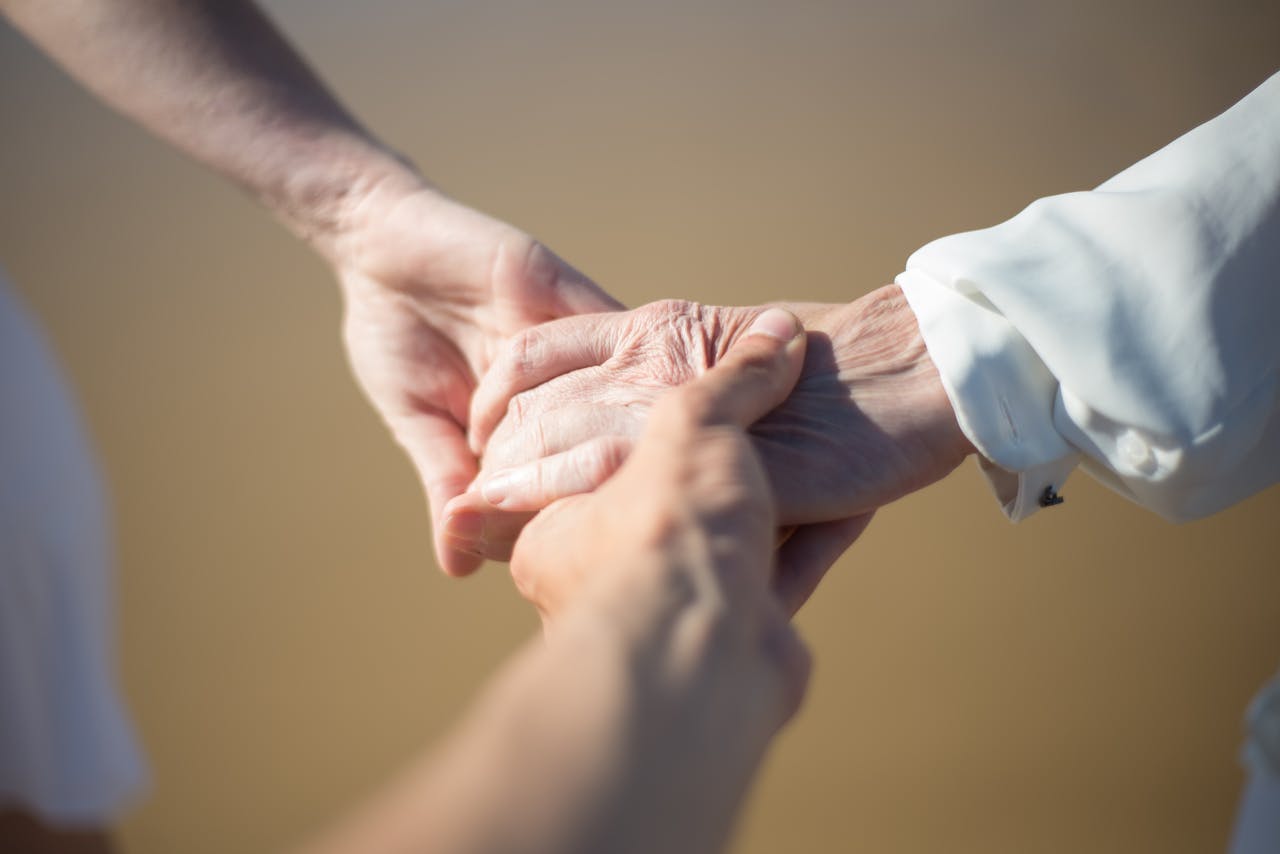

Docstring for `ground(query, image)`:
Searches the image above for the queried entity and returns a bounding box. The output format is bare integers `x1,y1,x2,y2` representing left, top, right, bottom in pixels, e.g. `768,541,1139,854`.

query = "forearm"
791,289,974,488
304,572,776,854
1,0,418,254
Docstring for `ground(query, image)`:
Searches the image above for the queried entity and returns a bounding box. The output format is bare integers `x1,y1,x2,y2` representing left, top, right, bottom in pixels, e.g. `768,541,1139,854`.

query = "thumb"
522,240,626,316
670,308,807,430
493,235,625,319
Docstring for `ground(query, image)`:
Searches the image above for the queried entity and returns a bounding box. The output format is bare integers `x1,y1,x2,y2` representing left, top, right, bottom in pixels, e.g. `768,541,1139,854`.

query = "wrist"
812,286,976,473
263,133,430,263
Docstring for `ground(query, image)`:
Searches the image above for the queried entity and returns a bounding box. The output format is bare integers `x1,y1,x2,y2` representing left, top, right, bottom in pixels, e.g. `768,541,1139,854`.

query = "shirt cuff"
897,267,1080,521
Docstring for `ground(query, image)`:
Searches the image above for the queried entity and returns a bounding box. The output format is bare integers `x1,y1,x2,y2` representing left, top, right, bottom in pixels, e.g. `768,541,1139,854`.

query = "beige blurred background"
2,1,1278,851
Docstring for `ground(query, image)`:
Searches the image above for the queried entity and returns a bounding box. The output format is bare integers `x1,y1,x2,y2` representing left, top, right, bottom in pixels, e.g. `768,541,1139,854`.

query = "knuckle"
511,326,545,376
532,456,555,501
573,439,612,486
645,297,701,319
703,476,768,525
530,416,551,458
633,497,686,550
598,436,632,474
497,231,551,290
578,435,631,488
688,438,770,509
520,238,559,288
506,390,528,427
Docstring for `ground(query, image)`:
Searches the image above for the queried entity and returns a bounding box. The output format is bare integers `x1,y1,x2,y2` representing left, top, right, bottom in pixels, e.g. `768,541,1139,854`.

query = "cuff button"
1118,431,1158,475
1039,485,1065,508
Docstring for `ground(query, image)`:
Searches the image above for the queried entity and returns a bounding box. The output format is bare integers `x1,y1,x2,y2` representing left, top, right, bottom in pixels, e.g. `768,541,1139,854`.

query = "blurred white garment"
898,71,1280,524
897,72,1280,854
0,272,145,825
1231,673,1280,854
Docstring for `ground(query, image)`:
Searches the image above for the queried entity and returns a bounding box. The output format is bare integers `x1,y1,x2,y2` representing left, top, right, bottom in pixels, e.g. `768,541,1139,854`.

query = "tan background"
2,1,1279,851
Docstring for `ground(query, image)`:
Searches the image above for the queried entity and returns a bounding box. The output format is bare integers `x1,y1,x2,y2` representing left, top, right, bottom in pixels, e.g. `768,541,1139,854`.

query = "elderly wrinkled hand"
508,308,811,666
444,285,972,612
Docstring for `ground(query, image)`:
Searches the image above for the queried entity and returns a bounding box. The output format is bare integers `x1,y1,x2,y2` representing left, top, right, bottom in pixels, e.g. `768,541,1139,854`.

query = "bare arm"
304,312,812,854
1,0,404,253
306,578,783,854
1,0,622,575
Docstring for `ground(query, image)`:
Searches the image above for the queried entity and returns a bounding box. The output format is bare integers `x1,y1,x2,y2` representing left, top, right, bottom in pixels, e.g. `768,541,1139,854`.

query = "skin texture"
0,0,622,576
332,180,621,576
303,312,814,854
0,4,959,848
446,285,973,610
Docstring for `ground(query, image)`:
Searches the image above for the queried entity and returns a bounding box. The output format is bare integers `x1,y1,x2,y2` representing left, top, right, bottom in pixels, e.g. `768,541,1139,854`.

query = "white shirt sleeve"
1230,671,1280,854
897,71,1280,522
0,275,146,826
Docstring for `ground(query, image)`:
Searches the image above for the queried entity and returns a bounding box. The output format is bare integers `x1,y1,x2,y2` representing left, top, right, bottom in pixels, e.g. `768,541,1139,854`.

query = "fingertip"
732,308,806,385
438,544,485,577
437,500,484,573
683,308,806,428
442,507,485,540
479,469,516,507
745,307,802,343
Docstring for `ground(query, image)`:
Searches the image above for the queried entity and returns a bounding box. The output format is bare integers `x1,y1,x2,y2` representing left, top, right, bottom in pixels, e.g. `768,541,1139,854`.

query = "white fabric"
896,72,1280,853
897,71,1280,523
0,273,145,825
1230,773,1280,854
1231,672,1280,854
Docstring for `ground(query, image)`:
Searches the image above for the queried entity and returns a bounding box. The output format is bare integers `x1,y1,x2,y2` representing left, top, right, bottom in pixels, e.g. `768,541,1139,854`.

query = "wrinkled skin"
446,285,973,611
333,179,622,577
511,308,817,716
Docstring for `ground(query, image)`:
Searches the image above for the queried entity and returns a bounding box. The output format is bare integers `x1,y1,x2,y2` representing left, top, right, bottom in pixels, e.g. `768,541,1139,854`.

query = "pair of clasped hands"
346,184,973,633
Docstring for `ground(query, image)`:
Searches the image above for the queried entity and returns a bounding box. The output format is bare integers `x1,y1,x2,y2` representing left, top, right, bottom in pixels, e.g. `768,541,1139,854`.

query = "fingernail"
480,470,519,506
449,541,488,558
747,308,801,342
443,511,484,544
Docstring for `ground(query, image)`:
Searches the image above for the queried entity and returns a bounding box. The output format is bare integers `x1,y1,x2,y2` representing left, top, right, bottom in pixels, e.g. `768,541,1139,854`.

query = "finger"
772,513,874,617
499,234,626,317
479,435,634,511
439,492,537,563
666,308,806,431
392,411,485,577
468,315,621,455
440,427,632,562
535,246,627,316
483,403,643,473
509,493,598,620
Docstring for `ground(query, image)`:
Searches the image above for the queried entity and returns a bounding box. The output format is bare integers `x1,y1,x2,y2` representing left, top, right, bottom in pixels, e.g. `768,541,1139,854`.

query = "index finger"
468,314,621,455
